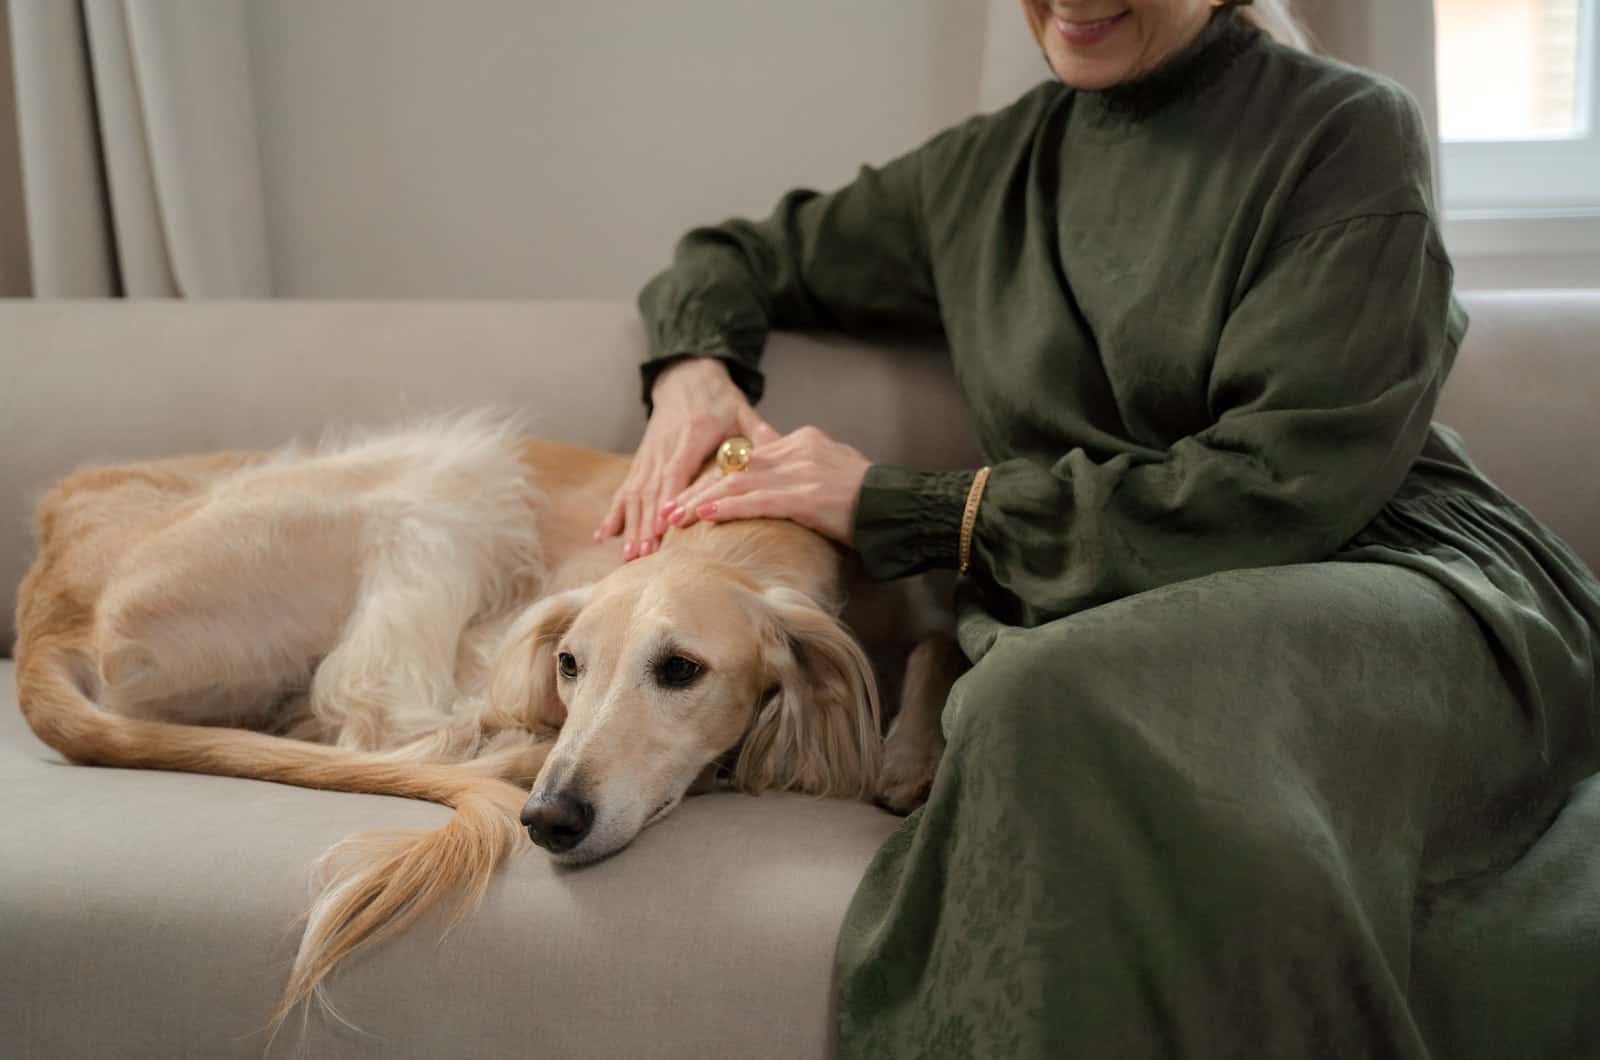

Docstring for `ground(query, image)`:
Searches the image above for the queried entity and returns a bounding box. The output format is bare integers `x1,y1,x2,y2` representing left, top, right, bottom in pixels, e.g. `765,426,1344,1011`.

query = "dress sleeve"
635,146,942,409
853,210,1467,624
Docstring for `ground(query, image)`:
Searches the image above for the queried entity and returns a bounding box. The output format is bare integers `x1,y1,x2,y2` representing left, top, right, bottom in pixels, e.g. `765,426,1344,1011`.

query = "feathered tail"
15,635,531,1028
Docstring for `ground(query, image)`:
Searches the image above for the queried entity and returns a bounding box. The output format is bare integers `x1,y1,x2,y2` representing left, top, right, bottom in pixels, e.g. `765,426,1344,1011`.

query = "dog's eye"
557,652,579,679
654,655,703,689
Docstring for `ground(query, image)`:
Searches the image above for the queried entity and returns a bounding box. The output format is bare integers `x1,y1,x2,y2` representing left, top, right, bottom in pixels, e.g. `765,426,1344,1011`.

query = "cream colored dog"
13,414,956,1025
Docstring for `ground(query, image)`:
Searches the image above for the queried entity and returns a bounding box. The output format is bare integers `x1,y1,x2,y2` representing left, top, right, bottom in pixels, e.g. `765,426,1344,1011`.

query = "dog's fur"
13,415,953,1027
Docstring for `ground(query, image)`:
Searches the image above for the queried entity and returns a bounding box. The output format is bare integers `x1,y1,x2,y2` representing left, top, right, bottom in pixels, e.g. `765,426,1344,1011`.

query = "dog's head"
489,553,881,865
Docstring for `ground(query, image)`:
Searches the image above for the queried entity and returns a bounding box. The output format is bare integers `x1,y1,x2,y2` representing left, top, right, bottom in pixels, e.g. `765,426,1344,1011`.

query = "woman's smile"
1029,1,1216,89
1053,10,1132,46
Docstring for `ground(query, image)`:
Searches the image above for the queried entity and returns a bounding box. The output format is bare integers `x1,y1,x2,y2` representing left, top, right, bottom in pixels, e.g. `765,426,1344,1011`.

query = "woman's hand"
661,424,871,547
597,357,779,559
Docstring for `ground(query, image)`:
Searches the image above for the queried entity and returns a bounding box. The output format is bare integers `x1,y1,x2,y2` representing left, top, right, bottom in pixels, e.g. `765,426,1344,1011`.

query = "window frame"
1440,0,1598,212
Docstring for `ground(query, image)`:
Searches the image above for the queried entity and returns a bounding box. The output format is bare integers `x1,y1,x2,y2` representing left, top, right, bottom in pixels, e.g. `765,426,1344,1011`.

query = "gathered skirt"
836,427,1600,1059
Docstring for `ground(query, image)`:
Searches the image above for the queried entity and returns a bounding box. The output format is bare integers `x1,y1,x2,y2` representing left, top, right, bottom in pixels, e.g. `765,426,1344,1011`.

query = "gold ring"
716,436,754,474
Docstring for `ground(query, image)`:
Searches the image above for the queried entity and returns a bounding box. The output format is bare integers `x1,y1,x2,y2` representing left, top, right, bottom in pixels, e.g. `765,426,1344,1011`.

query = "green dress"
639,11,1600,1057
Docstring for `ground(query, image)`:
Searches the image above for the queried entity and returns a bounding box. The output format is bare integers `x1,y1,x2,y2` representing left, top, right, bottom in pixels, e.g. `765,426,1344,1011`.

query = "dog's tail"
280,778,525,1030
15,635,530,1027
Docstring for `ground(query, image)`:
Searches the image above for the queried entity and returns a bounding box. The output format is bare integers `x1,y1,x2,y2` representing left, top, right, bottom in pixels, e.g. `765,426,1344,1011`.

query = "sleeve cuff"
640,351,766,415
852,465,974,581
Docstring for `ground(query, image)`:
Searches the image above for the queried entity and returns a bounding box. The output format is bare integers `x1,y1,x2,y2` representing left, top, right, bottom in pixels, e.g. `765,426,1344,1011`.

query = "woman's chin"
1047,55,1137,91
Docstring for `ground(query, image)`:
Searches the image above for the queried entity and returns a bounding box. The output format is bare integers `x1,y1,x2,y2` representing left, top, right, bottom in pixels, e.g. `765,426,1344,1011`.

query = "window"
1436,0,1599,213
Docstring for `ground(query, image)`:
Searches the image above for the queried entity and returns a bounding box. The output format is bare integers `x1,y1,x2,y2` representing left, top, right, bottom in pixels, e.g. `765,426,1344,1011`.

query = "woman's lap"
837,561,1585,1059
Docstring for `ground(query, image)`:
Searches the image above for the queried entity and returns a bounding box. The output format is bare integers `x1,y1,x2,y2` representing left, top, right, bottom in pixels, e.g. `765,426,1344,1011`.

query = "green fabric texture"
842,561,1599,1058
637,10,1600,1057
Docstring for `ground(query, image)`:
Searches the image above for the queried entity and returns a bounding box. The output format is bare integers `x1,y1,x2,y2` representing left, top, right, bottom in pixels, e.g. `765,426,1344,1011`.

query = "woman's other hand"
597,357,779,559
662,424,871,548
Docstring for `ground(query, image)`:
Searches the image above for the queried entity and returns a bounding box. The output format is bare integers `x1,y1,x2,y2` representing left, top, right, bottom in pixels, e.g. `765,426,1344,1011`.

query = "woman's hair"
1238,0,1312,52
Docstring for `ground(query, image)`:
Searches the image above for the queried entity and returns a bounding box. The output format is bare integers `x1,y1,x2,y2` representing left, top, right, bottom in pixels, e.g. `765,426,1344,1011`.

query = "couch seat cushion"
0,661,902,1058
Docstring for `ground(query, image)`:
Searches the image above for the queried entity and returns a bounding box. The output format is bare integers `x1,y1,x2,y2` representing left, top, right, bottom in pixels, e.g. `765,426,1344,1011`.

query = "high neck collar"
1074,9,1261,126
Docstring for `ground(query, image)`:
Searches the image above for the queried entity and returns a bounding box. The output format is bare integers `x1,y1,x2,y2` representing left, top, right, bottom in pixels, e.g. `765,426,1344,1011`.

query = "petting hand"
661,424,871,548
596,357,779,559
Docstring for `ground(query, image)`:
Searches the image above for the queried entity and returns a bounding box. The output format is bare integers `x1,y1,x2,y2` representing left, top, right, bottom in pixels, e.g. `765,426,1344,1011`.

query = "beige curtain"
7,0,269,297
0,4,28,296
979,0,1440,145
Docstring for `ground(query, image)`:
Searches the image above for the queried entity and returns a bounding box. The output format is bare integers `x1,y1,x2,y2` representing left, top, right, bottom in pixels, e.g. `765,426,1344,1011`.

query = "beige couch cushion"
0,659,901,1058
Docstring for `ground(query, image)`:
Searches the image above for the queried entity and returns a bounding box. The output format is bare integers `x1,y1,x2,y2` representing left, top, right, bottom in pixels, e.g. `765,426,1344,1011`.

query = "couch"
2,293,1597,1058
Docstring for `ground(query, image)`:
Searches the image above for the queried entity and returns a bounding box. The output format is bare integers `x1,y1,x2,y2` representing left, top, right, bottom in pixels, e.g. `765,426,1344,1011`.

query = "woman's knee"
947,562,1451,750
939,565,1385,825
946,625,1369,897
943,577,1228,757
941,615,1182,800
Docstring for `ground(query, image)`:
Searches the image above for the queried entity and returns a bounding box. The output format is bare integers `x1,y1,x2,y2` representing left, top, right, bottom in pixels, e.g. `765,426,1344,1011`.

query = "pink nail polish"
697,503,717,519
642,540,654,557
668,506,686,525
624,541,636,560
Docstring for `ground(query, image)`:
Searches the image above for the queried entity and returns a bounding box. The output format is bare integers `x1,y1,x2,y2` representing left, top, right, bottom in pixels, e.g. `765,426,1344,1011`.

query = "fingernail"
668,506,686,525
697,503,717,519
659,500,676,514
644,540,656,557
593,529,602,541
624,541,636,560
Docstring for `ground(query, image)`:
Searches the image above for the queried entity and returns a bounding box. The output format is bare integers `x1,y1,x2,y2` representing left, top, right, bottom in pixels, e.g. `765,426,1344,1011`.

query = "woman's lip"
1053,10,1130,45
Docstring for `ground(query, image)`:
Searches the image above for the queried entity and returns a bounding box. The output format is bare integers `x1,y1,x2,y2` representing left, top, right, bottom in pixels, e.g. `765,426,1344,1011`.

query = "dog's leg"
95,502,366,728
309,512,534,751
876,633,967,814
310,569,472,751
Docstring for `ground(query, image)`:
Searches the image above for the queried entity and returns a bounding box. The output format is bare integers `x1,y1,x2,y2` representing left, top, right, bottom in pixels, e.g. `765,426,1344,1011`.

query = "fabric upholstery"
0,659,901,1057
1432,291,1600,569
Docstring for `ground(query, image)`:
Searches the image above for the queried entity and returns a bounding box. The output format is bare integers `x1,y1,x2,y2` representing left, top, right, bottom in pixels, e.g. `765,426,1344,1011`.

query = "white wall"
243,0,995,298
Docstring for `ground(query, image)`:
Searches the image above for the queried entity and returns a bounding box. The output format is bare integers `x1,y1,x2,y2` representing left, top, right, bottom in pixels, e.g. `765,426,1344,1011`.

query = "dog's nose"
520,791,595,854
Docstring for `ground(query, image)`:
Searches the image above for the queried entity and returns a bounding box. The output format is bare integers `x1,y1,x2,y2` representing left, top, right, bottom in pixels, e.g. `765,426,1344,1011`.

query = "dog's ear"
488,585,592,730
733,586,882,799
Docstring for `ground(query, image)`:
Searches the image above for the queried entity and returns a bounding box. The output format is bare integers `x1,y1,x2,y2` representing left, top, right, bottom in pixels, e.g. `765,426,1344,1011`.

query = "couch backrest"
2,292,1596,653
1432,292,1600,573
0,301,979,652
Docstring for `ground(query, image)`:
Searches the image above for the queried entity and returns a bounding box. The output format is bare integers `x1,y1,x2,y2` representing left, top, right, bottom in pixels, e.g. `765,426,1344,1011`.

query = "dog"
13,413,956,1025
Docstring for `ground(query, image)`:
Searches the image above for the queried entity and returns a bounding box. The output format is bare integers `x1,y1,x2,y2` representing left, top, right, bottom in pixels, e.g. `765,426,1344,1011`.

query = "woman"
600,1,1600,1055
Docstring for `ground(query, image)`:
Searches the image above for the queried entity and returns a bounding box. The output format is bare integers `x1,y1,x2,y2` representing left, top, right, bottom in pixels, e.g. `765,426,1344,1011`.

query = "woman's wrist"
646,355,727,409
958,467,992,574
640,351,765,413
852,465,978,581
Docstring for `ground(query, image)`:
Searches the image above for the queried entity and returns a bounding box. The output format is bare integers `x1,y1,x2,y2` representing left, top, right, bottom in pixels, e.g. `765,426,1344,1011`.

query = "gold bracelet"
958,467,991,574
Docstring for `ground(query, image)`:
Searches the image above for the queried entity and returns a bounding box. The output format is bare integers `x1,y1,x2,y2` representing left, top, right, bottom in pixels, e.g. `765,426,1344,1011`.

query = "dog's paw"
874,741,940,815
